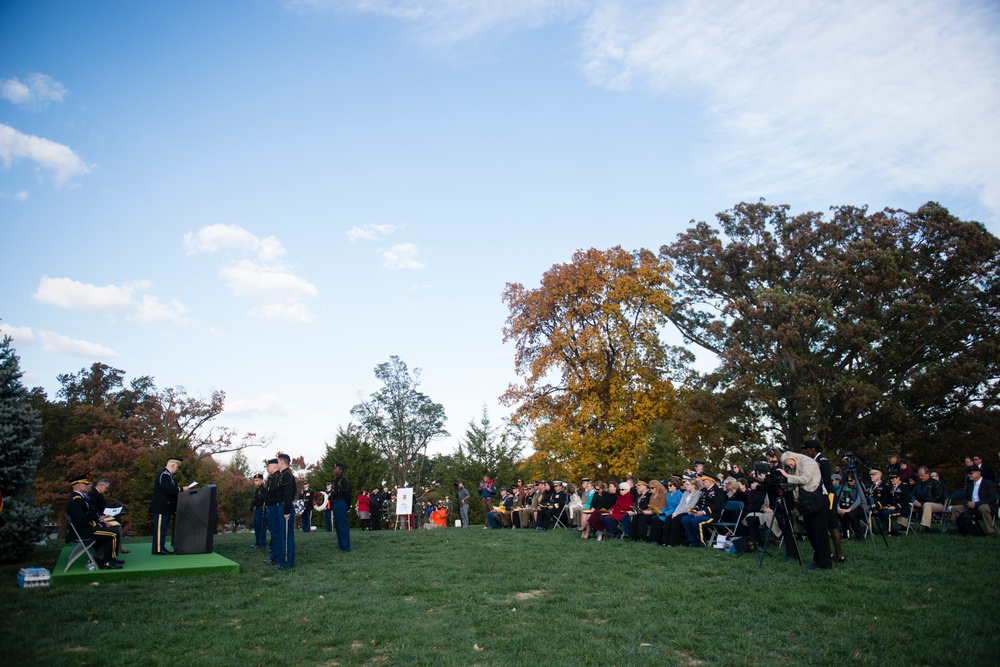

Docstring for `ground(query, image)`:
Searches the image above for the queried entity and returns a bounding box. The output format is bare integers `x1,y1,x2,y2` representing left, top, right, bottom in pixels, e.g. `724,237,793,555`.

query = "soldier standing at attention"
149,458,189,555
251,473,266,548
264,459,280,564
330,462,352,552
298,480,315,533
275,454,297,569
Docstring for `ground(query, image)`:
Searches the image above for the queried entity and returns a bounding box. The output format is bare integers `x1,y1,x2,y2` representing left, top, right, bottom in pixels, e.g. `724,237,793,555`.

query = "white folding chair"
65,515,100,572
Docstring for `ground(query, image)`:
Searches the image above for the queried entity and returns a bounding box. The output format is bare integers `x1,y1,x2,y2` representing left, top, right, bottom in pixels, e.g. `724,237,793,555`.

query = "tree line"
2,200,998,559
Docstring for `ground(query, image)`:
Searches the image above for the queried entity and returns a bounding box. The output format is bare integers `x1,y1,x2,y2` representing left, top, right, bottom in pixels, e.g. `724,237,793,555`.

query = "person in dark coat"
951,467,998,536
329,462,352,551
148,458,189,555
67,474,122,569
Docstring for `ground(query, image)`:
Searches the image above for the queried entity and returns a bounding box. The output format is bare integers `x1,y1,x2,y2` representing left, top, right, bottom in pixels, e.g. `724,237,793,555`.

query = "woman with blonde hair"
779,450,831,570
665,477,702,547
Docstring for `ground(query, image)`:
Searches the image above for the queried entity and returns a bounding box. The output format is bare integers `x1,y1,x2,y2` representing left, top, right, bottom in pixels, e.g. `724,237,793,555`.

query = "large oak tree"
660,201,1000,471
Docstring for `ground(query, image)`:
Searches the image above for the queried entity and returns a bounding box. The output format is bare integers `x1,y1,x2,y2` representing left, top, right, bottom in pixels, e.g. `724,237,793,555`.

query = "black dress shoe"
99,561,123,570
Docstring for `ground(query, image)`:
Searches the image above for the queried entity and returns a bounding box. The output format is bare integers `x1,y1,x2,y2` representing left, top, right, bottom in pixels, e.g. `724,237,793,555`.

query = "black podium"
174,484,218,554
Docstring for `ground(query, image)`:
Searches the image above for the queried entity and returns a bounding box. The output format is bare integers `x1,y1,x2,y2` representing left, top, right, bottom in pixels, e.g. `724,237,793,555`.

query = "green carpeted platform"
51,541,239,585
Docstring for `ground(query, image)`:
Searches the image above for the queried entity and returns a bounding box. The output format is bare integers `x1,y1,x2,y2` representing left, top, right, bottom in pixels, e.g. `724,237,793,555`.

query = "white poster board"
395,487,413,515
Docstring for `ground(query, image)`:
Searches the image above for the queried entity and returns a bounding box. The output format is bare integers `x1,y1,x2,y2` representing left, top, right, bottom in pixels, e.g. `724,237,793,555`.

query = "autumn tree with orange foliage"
30,363,268,535
502,247,688,480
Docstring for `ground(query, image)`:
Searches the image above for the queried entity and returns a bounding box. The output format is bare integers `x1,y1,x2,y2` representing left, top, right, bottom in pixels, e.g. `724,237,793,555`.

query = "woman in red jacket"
357,491,372,530
599,482,635,540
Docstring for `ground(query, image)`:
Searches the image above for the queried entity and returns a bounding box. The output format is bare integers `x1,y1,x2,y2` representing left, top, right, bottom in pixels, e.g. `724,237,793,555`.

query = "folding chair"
932,493,961,533
65,515,100,572
551,504,570,529
902,503,918,535
707,501,745,546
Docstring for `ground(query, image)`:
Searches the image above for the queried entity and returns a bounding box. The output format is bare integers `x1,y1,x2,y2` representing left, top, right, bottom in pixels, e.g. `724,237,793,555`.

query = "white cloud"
220,259,319,302
0,323,36,344
311,0,1000,219
226,394,288,417
186,225,319,323
0,123,91,185
579,0,1000,216
347,223,403,242
0,73,67,108
33,276,145,311
39,330,119,358
32,276,190,326
382,242,426,270
291,0,587,43
0,190,29,202
129,295,192,325
249,302,317,323
183,224,287,262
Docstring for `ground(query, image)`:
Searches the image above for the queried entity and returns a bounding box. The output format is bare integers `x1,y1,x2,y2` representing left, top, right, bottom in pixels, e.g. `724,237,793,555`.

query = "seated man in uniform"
66,474,123,570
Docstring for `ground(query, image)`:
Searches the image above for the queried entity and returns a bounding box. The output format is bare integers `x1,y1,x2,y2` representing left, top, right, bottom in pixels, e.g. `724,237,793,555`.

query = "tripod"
844,459,889,555
755,490,803,569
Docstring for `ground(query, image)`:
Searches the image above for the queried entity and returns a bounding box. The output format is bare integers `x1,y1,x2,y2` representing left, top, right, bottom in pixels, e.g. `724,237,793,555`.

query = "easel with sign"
394,487,413,530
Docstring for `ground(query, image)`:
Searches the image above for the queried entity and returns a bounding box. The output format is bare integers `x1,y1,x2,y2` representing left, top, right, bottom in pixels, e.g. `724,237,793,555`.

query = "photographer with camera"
779,451,832,570
752,450,798,561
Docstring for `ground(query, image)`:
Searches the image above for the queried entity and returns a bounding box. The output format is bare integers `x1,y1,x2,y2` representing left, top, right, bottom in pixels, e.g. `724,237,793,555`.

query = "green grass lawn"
3,526,997,666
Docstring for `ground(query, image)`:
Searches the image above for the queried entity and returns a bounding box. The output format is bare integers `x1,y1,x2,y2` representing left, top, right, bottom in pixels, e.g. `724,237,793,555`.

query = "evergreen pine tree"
0,334,49,562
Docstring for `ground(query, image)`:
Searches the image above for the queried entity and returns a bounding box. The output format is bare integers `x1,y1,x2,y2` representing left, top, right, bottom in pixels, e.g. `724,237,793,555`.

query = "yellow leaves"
504,246,681,477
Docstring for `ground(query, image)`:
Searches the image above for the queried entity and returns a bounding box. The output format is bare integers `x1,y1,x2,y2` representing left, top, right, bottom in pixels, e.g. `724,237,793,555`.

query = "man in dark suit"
89,477,129,553
951,467,998,537
972,455,996,483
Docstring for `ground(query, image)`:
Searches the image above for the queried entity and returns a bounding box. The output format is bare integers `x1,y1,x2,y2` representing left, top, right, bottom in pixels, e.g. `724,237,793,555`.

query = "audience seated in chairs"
600,482,635,540
650,478,682,545
680,473,727,547
911,466,948,533
626,480,654,541
879,472,911,536
487,489,514,529
66,474,123,570
836,474,865,539
582,482,615,540
537,480,568,530
951,467,998,537
664,477,702,546
633,480,666,542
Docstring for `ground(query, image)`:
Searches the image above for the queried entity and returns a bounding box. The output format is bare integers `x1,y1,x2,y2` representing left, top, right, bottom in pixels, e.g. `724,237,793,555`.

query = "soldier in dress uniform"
680,473,727,547
867,469,892,536
880,471,912,536
370,486,383,531
66,474,123,569
274,454,297,569
251,473,266,548
149,458,190,555
329,462,352,551
298,480,315,533
264,459,281,564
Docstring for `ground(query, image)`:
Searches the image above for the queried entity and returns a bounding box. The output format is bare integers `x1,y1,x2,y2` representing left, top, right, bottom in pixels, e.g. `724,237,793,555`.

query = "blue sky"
3,0,998,468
